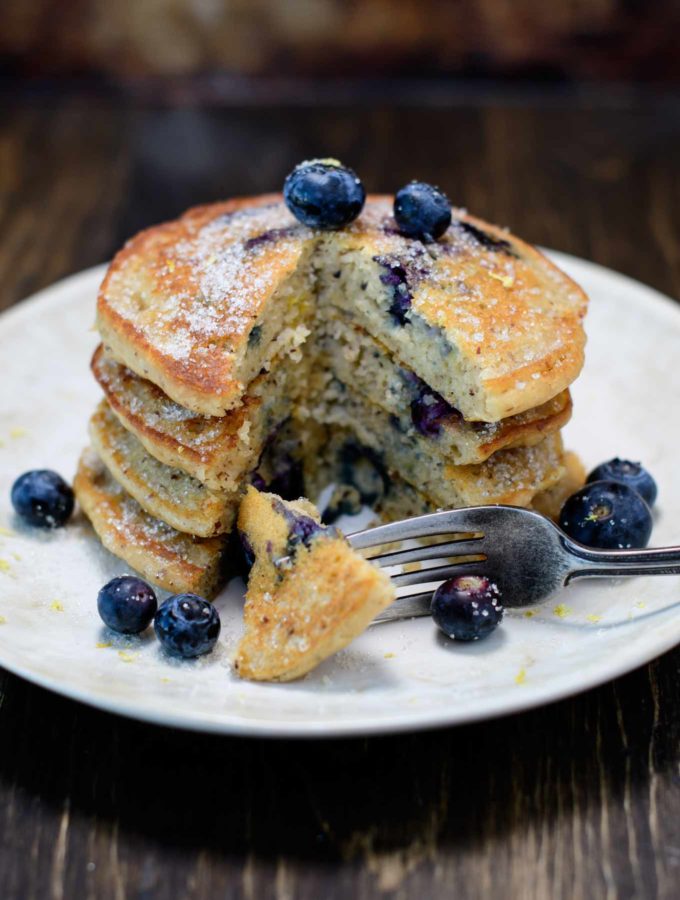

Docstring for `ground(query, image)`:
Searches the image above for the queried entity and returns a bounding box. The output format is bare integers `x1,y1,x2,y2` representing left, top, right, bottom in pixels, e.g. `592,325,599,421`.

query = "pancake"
317,313,572,463
302,423,566,512
97,196,315,416
92,344,294,491
74,449,226,597
233,486,394,682
530,450,586,521
375,452,584,525
97,195,587,422
89,400,239,537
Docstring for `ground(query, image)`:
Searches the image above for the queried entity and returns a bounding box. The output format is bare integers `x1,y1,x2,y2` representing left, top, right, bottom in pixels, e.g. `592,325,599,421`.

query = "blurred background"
1,0,680,307
2,0,679,85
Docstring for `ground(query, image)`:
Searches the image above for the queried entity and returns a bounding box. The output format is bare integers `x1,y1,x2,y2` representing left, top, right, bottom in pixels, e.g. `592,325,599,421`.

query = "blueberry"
283,159,365,230
410,389,460,437
154,594,221,659
97,575,157,634
321,484,362,524
247,324,262,347
456,220,518,257
587,458,657,507
272,499,326,555
394,181,452,242
378,261,412,324
244,226,297,251
380,266,413,325
267,458,305,501
373,251,431,326
238,529,256,570
431,576,503,641
288,515,323,545
338,441,390,506
559,481,653,549
250,471,267,491
11,469,74,528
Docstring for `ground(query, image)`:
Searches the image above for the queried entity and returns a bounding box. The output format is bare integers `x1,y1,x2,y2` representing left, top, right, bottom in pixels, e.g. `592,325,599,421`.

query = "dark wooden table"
2,80,680,899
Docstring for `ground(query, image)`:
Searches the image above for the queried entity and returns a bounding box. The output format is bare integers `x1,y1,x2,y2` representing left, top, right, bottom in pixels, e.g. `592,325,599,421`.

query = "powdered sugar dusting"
105,203,312,372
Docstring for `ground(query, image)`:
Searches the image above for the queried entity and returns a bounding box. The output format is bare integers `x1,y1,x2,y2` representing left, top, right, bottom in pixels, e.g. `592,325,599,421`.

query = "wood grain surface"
1,82,680,899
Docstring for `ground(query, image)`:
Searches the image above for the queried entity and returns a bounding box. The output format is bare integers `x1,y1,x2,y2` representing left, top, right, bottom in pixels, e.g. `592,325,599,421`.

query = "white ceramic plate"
0,253,679,737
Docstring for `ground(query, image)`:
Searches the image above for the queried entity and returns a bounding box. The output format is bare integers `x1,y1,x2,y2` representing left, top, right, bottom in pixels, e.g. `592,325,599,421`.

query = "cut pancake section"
375,451,583,525
304,420,566,512
318,314,571,462
308,361,571,469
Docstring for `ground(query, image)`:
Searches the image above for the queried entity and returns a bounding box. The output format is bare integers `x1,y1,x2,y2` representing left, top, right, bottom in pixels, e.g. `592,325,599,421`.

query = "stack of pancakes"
74,195,588,598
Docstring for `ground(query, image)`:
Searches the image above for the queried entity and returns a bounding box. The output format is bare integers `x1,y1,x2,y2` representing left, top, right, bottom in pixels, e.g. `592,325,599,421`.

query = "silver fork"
346,505,680,624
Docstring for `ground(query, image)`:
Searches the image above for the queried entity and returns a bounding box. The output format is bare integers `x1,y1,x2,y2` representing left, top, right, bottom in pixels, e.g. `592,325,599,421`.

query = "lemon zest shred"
489,271,515,288
553,603,572,618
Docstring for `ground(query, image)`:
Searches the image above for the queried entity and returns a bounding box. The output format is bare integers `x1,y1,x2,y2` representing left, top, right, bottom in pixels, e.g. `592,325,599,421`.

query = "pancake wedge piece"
74,448,225,597
234,487,395,682
89,400,239,537
92,344,295,492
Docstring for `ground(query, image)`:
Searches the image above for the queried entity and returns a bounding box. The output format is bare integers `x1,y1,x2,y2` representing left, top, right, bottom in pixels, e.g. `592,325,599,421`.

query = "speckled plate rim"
0,253,679,738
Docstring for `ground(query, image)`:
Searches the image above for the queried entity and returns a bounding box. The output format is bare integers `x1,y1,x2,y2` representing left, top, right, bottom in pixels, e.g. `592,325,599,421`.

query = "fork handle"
566,542,680,581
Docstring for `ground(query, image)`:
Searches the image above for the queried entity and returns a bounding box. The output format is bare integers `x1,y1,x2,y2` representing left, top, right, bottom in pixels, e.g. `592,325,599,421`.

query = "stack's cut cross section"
74,195,588,597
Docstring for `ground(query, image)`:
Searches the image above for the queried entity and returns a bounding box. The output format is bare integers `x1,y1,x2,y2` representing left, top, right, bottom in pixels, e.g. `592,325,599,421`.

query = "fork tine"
372,592,432,624
347,507,488,550
366,536,486,568
372,560,488,624
390,560,485,588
